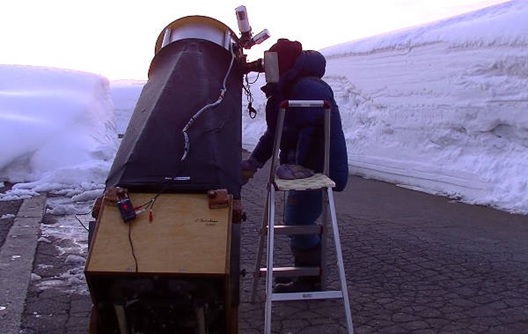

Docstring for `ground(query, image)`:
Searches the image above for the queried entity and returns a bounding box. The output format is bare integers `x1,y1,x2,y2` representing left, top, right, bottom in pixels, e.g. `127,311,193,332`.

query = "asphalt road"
239,164,528,333
1,167,527,333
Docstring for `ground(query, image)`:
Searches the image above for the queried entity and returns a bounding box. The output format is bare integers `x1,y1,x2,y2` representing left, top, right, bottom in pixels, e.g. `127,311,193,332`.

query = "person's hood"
261,50,326,97
287,50,326,80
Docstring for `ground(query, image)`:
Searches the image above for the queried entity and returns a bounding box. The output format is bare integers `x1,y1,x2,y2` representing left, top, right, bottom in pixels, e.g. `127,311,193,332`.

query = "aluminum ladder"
250,100,354,333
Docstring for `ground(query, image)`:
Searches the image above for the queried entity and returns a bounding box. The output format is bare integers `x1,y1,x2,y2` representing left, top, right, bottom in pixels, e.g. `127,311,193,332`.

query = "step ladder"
250,100,354,333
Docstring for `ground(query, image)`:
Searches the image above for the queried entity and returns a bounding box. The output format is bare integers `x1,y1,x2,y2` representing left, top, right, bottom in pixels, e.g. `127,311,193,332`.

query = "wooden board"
85,193,231,275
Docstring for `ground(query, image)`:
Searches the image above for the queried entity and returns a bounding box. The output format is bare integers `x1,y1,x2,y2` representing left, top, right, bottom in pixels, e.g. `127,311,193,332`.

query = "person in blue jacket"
242,38,349,292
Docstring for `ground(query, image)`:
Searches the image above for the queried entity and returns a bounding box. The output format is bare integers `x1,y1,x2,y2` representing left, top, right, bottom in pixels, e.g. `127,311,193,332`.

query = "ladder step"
274,173,336,191
265,224,322,235
271,290,344,302
259,266,320,278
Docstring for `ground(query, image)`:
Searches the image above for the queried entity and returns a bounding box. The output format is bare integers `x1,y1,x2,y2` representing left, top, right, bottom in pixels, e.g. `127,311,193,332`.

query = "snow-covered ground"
1,0,527,218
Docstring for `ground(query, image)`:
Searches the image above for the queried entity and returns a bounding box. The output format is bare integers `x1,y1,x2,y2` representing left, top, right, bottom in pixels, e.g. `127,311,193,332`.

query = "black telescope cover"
106,39,243,198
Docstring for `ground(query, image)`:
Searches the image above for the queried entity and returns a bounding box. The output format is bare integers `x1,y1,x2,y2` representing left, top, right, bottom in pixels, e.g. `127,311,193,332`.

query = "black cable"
243,74,259,119
128,223,138,273
122,174,178,273
74,215,89,231
128,222,139,272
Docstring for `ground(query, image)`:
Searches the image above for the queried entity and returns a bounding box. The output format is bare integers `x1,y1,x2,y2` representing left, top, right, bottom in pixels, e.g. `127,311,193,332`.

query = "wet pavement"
1,166,528,333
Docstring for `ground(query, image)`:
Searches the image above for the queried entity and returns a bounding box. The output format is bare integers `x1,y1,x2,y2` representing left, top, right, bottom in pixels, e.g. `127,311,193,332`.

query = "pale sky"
0,0,510,80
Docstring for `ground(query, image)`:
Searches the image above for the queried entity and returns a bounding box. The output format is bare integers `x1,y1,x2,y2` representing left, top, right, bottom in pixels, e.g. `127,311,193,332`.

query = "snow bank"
320,0,528,56
319,0,528,213
109,80,145,135
0,65,118,201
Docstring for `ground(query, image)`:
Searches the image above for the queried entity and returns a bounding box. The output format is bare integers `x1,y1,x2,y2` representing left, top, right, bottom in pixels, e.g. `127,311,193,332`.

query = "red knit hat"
268,38,303,75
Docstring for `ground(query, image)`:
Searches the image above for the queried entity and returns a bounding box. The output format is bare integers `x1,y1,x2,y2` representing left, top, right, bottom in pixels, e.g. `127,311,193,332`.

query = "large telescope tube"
106,16,244,198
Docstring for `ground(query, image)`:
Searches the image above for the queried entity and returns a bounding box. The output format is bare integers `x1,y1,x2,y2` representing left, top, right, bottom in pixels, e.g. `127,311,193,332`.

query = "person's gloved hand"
276,164,314,180
241,156,263,185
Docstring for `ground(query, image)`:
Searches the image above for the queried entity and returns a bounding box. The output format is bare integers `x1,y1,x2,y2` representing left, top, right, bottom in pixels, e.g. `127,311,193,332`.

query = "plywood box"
84,192,239,333
86,192,232,275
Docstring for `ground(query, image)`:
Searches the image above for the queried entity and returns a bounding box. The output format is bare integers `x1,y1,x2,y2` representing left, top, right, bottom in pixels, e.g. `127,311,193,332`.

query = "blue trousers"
283,189,322,250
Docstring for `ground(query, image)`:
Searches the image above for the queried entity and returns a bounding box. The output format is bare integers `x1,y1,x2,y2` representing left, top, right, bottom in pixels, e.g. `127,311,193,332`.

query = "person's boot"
273,243,321,293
